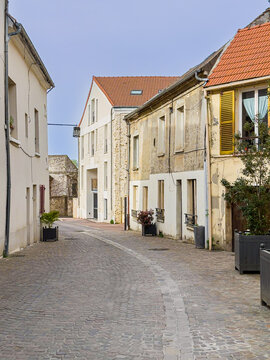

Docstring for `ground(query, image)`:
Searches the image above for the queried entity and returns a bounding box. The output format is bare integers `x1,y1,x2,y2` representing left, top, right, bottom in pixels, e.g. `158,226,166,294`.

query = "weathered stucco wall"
129,84,207,240
8,34,50,253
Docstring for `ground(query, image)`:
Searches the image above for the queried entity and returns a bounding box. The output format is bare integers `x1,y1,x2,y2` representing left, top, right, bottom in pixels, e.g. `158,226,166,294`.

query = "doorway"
26,187,30,245
93,192,98,219
176,180,182,239
33,185,37,242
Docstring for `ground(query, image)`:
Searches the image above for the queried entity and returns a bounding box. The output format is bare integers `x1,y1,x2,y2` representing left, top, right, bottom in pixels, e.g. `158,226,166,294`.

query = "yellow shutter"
220,91,235,155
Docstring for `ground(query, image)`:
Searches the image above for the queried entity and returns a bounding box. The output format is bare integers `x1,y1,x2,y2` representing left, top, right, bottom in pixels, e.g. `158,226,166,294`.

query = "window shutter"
220,91,235,155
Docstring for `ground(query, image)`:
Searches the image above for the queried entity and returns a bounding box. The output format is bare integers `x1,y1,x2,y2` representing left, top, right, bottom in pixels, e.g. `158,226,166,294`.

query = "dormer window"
130,90,143,95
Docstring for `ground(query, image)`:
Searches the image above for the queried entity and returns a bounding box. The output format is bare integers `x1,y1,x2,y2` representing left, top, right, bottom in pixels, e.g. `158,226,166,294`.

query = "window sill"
157,153,165,157
9,137,21,147
186,226,195,231
132,167,139,171
35,152,40,158
175,149,184,154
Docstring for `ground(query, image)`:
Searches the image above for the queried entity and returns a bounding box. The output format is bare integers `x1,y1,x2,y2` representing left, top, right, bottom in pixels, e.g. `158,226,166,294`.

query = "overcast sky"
9,0,270,160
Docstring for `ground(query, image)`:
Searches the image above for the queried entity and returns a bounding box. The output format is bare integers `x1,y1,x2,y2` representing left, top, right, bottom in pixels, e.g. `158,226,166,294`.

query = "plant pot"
234,232,270,274
142,224,157,236
260,248,270,307
42,226,58,242
194,226,205,249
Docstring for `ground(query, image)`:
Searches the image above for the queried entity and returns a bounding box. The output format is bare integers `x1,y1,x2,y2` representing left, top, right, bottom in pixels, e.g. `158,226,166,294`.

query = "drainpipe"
195,71,213,251
126,119,131,229
3,1,21,257
110,107,113,218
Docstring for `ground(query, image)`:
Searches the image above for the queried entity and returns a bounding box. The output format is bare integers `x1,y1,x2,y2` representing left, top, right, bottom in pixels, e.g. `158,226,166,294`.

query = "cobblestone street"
0,218,270,360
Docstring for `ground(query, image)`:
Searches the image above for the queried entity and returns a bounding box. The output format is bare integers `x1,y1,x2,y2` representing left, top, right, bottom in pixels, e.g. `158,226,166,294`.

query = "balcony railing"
156,208,165,223
184,213,197,227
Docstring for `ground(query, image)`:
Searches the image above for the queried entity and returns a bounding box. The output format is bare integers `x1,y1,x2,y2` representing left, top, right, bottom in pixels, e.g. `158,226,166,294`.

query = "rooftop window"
130,90,143,95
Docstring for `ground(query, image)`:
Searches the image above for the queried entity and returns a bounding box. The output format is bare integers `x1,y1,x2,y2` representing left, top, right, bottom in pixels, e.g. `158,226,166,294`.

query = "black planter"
260,248,270,307
142,224,157,236
194,226,205,249
235,232,270,274
42,226,58,242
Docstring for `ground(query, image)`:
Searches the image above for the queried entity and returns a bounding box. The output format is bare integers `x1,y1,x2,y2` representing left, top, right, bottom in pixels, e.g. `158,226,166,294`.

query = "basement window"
130,90,143,95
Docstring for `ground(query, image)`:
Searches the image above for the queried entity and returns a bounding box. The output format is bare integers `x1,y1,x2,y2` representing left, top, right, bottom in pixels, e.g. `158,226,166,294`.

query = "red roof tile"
79,76,179,125
206,22,270,87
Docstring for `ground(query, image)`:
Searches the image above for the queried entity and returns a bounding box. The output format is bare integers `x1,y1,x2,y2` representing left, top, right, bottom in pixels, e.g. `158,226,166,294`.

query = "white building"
0,13,54,255
0,0,6,255
78,76,179,223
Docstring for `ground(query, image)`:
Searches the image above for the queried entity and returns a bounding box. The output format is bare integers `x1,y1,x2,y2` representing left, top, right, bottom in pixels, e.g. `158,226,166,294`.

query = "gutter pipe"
126,120,130,230
3,1,21,257
110,108,113,216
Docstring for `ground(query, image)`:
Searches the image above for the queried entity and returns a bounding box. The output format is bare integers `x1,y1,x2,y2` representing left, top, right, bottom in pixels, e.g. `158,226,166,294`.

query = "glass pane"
258,89,268,126
242,91,255,137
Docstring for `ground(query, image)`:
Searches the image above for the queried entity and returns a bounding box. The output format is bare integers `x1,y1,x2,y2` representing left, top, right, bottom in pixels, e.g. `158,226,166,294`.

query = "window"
25,113,28,138
91,131,95,156
34,109,39,153
133,135,139,169
96,99,98,122
158,116,165,155
81,136,84,160
88,104,90,126
88,133,90,154
158,180,164,209
143,186,148,211
104,124,108,153
95,129,98,151
72,182,77,197
91,99,95,123
175,106,184,152
104,162,108,190
104,199,108,220
186,179,197,226
130,90,143,95
8,78,18,139
133,186,138,211
241,88,268,139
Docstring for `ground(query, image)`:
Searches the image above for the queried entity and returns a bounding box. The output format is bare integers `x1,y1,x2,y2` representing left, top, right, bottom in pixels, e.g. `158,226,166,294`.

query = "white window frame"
133,135,139,170
175,102,185,153
239,85,268,137
158,115,166,155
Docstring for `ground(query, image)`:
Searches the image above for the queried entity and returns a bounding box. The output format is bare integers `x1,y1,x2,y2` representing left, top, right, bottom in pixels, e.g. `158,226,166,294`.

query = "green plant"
9,116,14,130
137,210,154,225
40,210,59,228
221,120,270,235
159,231,164,238
110,219,114,224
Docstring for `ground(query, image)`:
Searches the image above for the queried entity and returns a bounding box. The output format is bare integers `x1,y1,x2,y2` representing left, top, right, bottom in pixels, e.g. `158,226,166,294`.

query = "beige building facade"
0,14,54,255
125,51,223,242
78,76,179,224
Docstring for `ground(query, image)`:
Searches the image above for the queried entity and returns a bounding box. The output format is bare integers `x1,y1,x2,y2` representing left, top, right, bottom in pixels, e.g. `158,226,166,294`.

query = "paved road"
0,219,269,360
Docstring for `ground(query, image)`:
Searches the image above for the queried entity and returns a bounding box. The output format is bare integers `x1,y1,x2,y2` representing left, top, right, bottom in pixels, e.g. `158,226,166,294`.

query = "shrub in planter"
260,247,270,307
137,210,156,236
222,120,270,273
40,210,59,242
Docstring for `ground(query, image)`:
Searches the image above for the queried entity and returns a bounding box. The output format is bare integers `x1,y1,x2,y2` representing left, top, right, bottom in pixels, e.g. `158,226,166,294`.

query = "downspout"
126,119,131,229
195,71,213,251
3,2,21,257
110,107,113,218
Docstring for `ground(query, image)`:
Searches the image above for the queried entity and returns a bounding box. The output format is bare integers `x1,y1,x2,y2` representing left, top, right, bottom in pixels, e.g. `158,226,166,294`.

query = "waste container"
194,226,205,249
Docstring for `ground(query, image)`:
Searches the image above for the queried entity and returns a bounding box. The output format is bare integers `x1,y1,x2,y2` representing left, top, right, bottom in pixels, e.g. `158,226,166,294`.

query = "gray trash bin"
194,226,205,249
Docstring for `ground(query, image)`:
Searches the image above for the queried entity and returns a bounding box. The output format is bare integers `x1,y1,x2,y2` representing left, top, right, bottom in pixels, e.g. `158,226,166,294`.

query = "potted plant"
137,210,156,236
260,244,270,307
40,210,59,241
221,120,270,273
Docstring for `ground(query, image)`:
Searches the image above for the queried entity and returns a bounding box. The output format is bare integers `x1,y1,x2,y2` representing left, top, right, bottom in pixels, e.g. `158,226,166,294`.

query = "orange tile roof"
206,22,270,88
79,76,179,125
94,76,180,106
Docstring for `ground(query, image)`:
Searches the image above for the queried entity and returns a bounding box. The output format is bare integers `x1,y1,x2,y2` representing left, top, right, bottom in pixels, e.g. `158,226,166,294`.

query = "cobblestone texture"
0,218,270,359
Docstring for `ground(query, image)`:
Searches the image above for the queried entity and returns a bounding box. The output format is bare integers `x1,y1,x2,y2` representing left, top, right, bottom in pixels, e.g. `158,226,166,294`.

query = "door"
176,180,182,239
26,187,30,245
93,193,98,219
33,185,37,242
